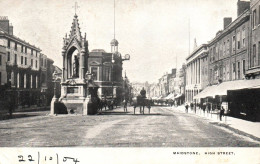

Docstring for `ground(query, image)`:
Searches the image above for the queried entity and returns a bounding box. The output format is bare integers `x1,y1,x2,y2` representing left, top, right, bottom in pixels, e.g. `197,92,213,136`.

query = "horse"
133,96,151,114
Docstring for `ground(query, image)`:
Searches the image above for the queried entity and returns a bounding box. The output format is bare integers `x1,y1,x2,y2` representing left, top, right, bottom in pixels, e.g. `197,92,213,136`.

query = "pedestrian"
202,103,206,113
207,103,211,113
185,103,189,113
7,96,14,119
190,102,194,112
123,99,128,112
220,106,225,121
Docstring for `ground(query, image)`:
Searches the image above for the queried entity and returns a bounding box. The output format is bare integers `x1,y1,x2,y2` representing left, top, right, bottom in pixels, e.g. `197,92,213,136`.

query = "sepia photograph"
0,0,260,163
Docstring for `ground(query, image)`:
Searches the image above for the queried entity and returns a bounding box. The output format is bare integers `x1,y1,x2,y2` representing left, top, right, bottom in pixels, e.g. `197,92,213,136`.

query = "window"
243,60,246,75
226,64,230,80
213,46,216,61
36,52,37,57
7,52,10,61
232,36,236,52
232,63,236,80
15,54,17,64
7,40,10,48
0,55,1,65
0,72,1,85
259,5,260,25
31,59,33,67
31,49,33,55
237,61,240,79
91,67,98,81
227,39,230,55
104,67,110,81
36,60,37,68
21,45,23,53
14,43,17,50
258,42,260,65
242,28,245,47
25,57,27,65
258,5,260,24
223,41,226,56
253,9,256,28
223,65,226,81
237,31,240,49
21,56,23,65
25,47,27,53
23,74,27,88
253,44,256,67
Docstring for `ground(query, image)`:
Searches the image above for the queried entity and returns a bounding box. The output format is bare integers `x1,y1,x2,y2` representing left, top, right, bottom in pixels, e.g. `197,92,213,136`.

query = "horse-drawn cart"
133,95,151,114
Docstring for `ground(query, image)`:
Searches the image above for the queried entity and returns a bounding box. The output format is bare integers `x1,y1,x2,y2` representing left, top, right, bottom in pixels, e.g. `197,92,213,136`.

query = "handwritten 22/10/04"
18,152,79,164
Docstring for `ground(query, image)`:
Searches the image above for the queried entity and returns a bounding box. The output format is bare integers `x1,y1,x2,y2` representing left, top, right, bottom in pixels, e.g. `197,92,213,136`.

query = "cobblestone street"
0,106,259,147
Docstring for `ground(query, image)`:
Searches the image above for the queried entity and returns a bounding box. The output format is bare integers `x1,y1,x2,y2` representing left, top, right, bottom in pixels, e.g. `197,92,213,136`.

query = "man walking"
220,106,225,121
185,103,189,113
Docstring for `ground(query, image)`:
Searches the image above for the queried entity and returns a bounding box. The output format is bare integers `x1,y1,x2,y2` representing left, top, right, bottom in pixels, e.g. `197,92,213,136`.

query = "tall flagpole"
188,16,190,56
114,0,115,41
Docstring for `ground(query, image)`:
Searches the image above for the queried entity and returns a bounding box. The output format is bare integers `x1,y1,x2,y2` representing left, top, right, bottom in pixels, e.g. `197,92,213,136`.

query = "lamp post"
85,71,93,97
111,54,115,100
111,53,130,105
50,71,60,115
52,71,59,99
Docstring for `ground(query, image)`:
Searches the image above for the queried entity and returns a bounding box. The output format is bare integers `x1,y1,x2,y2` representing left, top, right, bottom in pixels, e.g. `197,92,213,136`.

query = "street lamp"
85,71,93,97
52,71,60,99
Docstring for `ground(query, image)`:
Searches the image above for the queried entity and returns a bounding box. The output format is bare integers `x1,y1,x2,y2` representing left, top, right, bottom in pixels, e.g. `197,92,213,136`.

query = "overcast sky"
0,0,242,83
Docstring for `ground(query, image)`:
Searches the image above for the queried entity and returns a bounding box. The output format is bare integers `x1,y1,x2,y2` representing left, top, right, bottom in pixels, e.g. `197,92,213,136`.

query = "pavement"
174,105,260,139
0,106,49,120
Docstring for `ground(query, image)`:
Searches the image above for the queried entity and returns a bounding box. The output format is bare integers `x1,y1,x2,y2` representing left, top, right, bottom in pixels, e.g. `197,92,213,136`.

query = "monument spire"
73,2,80,15
69,10,82,41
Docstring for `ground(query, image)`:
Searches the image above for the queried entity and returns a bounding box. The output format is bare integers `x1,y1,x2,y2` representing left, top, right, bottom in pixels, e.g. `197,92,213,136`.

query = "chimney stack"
9,23,13,35
0,16,9,33
237,0,250,17
223,17,232,29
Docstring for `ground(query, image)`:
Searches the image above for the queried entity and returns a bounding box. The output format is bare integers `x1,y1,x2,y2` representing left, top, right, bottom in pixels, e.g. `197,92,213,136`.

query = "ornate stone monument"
50,14,97,115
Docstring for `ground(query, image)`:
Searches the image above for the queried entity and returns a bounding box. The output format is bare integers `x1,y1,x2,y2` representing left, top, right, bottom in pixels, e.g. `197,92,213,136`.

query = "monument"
50,11,99,115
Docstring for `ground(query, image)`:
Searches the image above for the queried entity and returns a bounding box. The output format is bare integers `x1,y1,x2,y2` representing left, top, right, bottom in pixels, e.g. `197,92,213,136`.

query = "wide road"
0,106,259,147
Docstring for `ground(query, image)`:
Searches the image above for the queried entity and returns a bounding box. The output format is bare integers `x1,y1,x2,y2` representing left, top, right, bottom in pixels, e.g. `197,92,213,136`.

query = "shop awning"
194,79,260,99
165,93,175,100
193,85,218,99
174,93,184,99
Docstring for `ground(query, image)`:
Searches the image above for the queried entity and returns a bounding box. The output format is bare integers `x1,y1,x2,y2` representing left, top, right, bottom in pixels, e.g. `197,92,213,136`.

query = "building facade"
0,16,56,110
186,44,209,103
246,0,260,78
208,6,250,85
88,48,123,100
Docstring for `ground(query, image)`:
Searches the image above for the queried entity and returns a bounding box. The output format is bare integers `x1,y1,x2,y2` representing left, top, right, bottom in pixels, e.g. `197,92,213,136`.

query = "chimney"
223,17,232,29
9,23,13,35
237,0,250,17
0,16,9,33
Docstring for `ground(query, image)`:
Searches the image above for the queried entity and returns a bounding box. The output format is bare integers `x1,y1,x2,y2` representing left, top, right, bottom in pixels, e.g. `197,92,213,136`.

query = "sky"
0,0,242,83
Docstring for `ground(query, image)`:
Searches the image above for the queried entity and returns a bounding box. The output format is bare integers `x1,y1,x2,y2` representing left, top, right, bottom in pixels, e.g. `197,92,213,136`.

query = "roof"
110,39,119,46
186,44,208,61
91,49,106,52
208,9,250,46
0,26,41,51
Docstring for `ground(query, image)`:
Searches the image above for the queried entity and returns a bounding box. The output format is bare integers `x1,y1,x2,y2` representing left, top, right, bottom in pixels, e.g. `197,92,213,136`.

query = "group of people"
185,102,225,121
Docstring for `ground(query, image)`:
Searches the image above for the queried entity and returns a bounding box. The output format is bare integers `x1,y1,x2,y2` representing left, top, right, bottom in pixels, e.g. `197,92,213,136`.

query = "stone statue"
73,55,79,77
